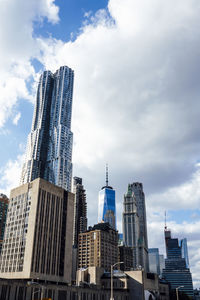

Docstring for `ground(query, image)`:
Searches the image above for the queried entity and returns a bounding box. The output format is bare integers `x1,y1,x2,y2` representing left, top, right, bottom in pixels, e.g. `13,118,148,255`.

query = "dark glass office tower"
73,177,87,247
162,228,194,298
0,194,9,253
20,66,74,191
98,166,116,229
72,177,87,281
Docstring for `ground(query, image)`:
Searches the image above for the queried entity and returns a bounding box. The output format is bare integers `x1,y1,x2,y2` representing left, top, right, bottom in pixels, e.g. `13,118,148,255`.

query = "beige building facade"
78,223,118,272
0,178,74,283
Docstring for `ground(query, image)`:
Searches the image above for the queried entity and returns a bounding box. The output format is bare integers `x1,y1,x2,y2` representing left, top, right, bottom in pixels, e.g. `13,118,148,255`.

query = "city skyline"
0,0,200,288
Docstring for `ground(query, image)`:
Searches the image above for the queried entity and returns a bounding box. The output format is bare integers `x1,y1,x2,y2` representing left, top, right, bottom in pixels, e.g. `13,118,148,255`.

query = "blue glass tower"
20,66,74,191
98,166,116,229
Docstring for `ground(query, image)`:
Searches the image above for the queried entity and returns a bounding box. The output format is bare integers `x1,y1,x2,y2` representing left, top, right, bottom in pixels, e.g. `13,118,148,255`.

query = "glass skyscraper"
98,167,116,229
20,66,74,191
162,227,194,298
148,248,160,275
180,238,190,268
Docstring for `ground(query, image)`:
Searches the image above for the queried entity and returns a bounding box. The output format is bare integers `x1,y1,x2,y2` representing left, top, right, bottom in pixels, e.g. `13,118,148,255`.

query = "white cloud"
13,112,21,125
148,163,200,211
36,0,200,201
0,0,59,127
0,155,24,196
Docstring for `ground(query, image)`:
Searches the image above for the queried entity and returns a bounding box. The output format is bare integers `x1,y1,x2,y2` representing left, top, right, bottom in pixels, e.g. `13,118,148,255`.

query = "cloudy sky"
0,0,200,287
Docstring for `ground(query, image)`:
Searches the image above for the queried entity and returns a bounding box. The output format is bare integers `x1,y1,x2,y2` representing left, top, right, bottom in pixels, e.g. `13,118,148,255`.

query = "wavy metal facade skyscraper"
20,66,74,191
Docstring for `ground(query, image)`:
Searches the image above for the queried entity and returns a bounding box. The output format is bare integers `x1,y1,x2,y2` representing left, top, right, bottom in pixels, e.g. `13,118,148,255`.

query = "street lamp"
110,262,124,300
176,286,184,300
27,280,45,300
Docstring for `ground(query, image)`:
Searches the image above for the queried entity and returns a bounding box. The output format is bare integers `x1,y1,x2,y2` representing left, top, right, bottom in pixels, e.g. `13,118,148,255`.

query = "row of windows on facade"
1,242,26,254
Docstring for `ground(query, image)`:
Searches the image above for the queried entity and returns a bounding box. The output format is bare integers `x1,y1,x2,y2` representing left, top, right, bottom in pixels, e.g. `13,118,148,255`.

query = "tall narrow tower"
0,194,9,253
122,182,149,271
20,66,74,191
122,184,139,268
73,177,87,247
98,165,116,229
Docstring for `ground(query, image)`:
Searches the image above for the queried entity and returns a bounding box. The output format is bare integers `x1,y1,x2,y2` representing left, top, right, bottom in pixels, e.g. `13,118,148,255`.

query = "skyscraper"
98,166,116,229
73,177,87,247
159,254,165,275
180,238,190,268
148,248,161,275
0,194,9,253
72,177,88,281
122,184,139,268
0,178,74,283
21,66,74,191
162,227,194,298
123,182,149,271
131,183,149,271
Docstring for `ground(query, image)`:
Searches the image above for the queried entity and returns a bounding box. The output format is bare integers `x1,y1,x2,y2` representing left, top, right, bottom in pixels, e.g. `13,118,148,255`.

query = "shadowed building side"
0,194,9,254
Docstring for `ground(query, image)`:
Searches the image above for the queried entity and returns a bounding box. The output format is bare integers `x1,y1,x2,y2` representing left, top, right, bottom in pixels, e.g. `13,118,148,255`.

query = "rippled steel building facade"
20,66,74,191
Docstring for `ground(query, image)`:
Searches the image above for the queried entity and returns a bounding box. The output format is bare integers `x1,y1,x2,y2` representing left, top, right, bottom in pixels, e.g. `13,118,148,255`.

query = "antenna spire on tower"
165,211,167,230
106,164,108,187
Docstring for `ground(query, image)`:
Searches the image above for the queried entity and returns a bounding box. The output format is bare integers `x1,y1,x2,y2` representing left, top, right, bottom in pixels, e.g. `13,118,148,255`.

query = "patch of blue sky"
33,0,109,42
0,0,111,185
168,209,200,224
0,100,33,167
31,58,44,74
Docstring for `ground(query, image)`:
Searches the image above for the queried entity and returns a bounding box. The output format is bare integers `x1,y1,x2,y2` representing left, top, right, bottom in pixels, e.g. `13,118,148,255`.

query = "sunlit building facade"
0,178,74,283
78,223,118,272
20,66,74,191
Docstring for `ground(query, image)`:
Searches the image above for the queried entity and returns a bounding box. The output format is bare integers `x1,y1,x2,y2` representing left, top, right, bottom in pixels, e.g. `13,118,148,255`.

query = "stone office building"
78,222,118,272
0,178,74,283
